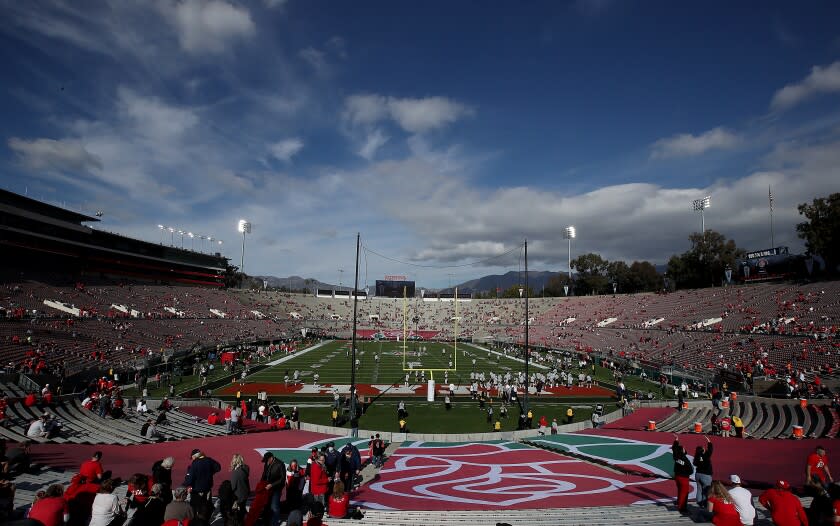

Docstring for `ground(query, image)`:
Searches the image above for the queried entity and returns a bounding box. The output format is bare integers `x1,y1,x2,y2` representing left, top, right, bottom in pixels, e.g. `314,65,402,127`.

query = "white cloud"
270,138,304,162
117,87,199,140
358,129,389,160
650,127,741,159
387,96,474,133
166,0,255,54
298,47,328,74
343,94,473,134
8,138,102,173
771,61,840,110
343,94,389,125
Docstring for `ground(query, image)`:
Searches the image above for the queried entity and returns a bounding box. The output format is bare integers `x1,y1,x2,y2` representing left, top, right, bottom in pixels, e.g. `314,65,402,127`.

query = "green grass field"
247,339,535,387
285,400,598,434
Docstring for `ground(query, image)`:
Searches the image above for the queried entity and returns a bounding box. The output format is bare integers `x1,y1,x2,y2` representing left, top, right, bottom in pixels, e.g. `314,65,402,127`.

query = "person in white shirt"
89,479,124,526
27,417,48,438
145,420,163,439
727,474,756,526
137,399,148,413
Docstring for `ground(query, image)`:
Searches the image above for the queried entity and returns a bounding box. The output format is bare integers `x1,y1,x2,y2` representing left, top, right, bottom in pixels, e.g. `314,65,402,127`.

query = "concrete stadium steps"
357,507,709,526
807,404,825,437
740,400,757,429
103,404,228,440
641,397,837,440
0,381,26,397
656,406,709,433
767,404,791,439
751,402,775,438
6,402,70,443
51,403,141,445
10,467,75,511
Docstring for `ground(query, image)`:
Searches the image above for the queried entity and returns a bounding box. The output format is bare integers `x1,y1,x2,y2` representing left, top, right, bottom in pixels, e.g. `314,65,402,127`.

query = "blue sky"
1,0,840,288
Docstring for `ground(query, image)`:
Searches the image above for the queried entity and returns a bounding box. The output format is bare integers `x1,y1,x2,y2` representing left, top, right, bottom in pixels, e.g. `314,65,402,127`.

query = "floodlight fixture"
692,195,711,211
692,195,711,232
238,219,251,275
563,225,576,288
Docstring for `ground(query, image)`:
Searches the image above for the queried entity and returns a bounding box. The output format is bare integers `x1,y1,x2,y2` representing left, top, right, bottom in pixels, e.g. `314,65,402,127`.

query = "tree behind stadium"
797,193,840,275
666,230,744,289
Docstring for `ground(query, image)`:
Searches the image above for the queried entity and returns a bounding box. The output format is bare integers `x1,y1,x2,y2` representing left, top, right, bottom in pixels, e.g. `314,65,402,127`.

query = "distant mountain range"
446,270,559,294
254,266,664,295
251,275,345,291
252,270,562,294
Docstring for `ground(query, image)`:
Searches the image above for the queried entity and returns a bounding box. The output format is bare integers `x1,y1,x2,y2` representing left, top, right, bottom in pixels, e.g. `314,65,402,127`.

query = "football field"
246,339,529,387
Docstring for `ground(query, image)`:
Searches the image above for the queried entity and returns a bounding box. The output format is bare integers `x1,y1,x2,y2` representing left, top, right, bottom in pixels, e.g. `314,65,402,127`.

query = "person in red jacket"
24,392,37,407
65,474,101,524
759,480,809,526
29,484,69,526
79,451,105,482
309,453,330,507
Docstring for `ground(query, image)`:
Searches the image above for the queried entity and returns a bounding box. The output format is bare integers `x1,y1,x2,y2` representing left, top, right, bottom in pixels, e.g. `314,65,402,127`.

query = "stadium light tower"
563,226,576,290
177,230,185,249
692,195,711,233
168,227,175,246
188,232,194,251
238,220,251,274
199,235,206,252
157,224,165,244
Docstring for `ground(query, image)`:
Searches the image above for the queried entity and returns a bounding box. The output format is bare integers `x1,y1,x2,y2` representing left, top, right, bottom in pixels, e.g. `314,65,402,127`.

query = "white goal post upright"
401,286,459,402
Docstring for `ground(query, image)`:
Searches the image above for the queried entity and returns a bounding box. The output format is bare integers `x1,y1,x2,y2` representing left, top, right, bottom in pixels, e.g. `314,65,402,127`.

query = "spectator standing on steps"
183,449,221,514
672,435,693,514
260,452,286,526
693,436,714,508
230,453,250,521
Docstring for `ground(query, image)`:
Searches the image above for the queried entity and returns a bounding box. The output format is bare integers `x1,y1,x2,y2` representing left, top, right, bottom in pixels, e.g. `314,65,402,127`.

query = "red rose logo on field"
354,441,676,510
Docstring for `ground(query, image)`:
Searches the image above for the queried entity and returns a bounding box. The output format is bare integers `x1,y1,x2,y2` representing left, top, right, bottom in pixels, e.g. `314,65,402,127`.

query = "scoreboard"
376,279,416,298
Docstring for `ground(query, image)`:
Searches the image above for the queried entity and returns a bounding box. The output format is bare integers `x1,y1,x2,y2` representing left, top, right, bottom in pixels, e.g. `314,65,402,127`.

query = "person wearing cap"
183,449,221,513
261,452,286,526
759,480,808,526
727,475,756,526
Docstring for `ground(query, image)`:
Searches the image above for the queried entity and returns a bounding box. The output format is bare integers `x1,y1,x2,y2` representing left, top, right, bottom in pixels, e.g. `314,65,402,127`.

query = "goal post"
402,286,459,399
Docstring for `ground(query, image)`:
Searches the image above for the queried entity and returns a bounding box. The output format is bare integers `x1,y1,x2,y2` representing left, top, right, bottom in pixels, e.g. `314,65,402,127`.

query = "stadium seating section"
2,280,838,382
